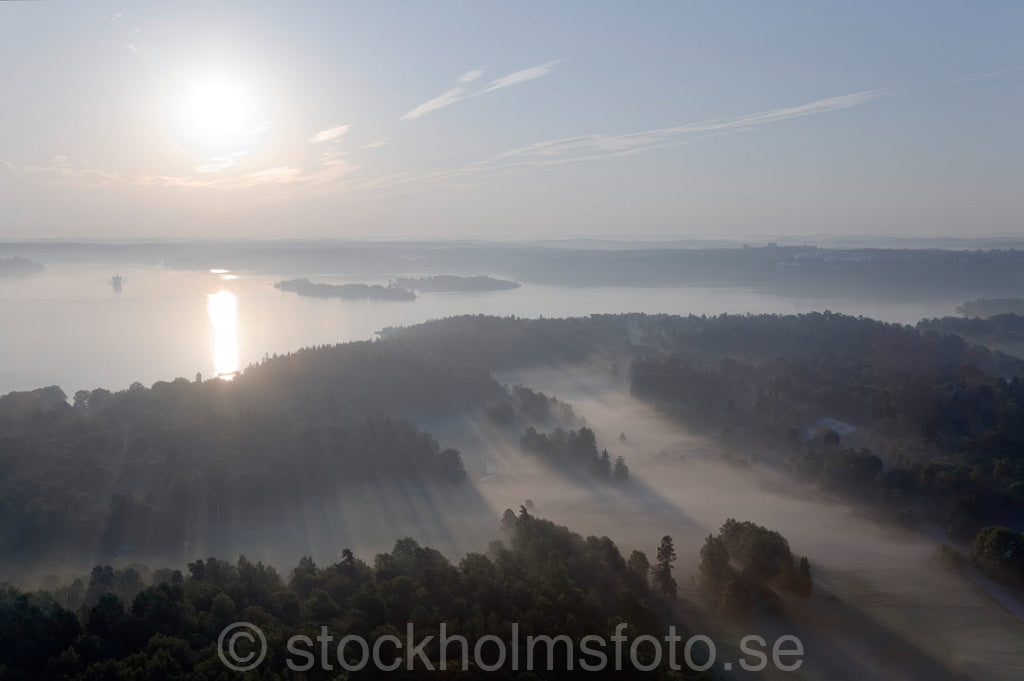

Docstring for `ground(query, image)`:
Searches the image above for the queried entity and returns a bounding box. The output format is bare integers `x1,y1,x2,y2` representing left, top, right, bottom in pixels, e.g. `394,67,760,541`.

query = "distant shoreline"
394,275,520,292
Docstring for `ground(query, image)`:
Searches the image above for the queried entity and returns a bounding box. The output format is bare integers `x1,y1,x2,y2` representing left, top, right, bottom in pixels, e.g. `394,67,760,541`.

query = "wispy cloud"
402,87,465,120
926,64,1024,90
309,124,351,143
494,89,891,167
364,139,387,149
402,60,561,120
196,152,246,173
363,88,892,198
483,60,560,93
230,166,303,188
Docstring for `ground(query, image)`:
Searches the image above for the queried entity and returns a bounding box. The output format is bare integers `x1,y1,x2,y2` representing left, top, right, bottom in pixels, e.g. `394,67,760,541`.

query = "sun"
168,71,268,162
187,78,250,138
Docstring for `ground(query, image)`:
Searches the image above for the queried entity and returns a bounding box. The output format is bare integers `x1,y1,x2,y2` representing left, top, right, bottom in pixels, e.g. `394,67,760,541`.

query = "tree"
699,534,730,596
501,508,518,533
86,593,125,640
794,556,813,597
969,526,1024,587
612,456,630,482
628,550,650,581
719,518,793,584
718,576,753,615
652,535,677,598
73,390,90,410
289,556,319,599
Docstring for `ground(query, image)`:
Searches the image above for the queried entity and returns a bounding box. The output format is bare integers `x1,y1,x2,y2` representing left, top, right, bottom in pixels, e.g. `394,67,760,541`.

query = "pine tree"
653,535,677,598
628,550,650,581
612,456,630,482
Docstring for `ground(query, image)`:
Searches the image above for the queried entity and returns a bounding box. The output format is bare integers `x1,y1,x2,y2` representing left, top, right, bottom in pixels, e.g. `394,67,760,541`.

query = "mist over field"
489,365,1024,681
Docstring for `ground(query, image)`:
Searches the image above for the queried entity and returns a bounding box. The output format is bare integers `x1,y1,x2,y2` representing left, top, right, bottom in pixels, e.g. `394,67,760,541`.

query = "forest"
0,339,581,565
519,427,629,483
917,313,1024,359
0,511,713,680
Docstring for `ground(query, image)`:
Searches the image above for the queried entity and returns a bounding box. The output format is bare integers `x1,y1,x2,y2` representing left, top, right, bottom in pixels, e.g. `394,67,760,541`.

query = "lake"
0,263,966,395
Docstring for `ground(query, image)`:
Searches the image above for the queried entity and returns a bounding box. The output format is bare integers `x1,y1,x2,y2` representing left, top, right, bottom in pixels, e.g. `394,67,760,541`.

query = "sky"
0,0,1021,241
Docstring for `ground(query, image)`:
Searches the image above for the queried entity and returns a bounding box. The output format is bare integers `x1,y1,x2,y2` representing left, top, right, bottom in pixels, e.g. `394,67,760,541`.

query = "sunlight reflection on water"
207,289,239,379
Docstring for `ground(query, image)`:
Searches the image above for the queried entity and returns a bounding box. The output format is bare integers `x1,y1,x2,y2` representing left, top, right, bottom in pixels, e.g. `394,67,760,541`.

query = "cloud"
494,88,891,167
402,61,560,120
401,87,465,120
309,124,351,143
196,152,246,173
230,166,303,188
364,139,387,149
15,145,358,199
358,88,892,198
482,60,561,93
928,64,1024,90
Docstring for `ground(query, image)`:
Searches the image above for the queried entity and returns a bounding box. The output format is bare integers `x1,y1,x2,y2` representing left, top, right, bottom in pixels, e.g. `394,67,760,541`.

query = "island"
274,278,416,301
394,274,521,292
957,298,1024,318
0,256,44,277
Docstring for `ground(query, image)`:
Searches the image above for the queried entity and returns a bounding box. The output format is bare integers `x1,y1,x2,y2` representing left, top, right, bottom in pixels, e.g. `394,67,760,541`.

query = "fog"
463,363,1024,681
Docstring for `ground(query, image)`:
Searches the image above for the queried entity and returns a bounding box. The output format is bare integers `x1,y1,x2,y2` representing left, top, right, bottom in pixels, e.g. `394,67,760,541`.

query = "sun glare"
188,79,249,137
169,72,268,163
